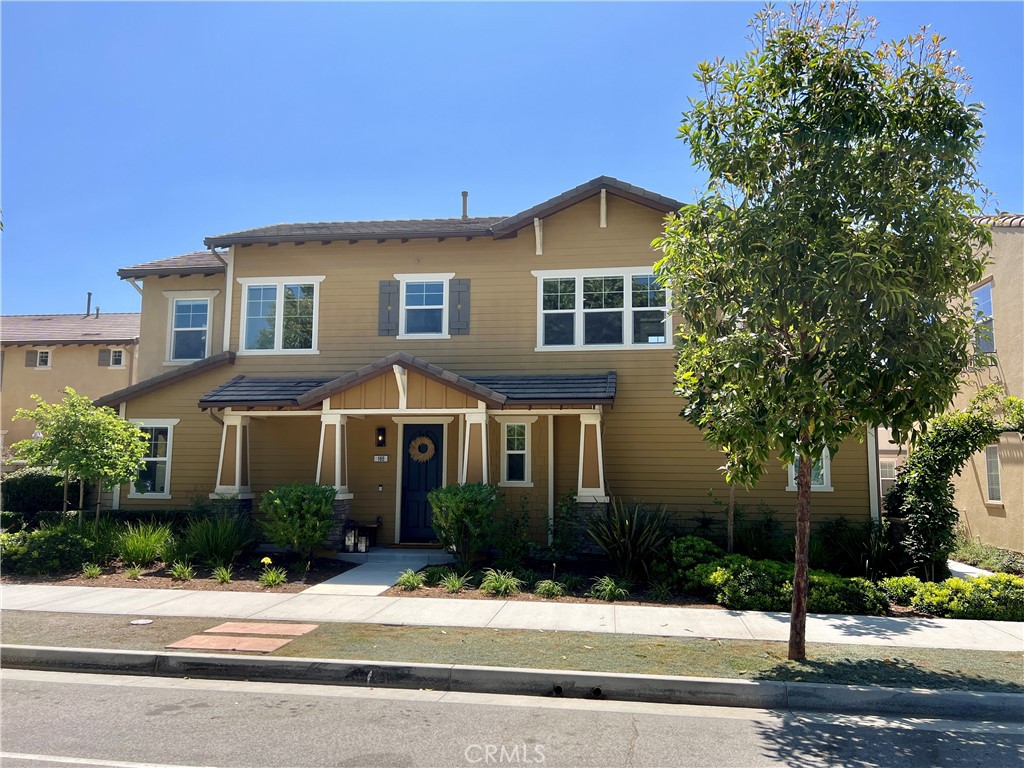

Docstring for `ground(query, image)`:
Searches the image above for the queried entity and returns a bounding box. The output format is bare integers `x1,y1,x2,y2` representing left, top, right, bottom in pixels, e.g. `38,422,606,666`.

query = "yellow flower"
261,556,272,566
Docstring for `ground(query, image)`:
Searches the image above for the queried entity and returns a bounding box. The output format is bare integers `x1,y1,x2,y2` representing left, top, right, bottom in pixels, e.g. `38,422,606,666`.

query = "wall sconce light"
375,427,387,448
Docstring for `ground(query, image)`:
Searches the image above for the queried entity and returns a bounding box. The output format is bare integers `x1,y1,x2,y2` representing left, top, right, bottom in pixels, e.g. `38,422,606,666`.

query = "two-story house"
96,177,878,548
2,308,140,466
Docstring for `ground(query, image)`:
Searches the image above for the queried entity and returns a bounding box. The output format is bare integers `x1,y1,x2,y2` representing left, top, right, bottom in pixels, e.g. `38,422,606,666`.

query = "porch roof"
197,354,617,409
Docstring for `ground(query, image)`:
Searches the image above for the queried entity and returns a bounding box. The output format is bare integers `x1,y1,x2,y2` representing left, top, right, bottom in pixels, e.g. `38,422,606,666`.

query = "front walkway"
2,584,1020,652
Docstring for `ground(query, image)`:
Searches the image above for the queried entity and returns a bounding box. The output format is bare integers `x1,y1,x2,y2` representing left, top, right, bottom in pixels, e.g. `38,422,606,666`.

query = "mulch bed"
380,582,726,608
0,557,357,593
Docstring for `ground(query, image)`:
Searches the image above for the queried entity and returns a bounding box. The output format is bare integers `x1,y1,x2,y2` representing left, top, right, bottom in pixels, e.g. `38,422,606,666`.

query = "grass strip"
2,610,1021,693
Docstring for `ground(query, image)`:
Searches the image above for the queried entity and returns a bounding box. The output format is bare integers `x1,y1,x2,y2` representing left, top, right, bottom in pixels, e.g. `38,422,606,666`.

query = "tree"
654,3,990,660
12,388,148,527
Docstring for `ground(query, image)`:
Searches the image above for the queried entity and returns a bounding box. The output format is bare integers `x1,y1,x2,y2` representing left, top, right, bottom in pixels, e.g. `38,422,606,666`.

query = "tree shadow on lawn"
756,610,960,640
753,656,1024,693
754,712,1023,768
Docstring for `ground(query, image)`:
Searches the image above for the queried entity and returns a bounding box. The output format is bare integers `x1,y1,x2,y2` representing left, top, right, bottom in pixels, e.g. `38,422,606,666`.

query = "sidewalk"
3,584,1021,652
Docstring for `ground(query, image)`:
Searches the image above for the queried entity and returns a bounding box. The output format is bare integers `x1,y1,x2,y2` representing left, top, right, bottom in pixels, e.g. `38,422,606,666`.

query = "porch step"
335,547,454,566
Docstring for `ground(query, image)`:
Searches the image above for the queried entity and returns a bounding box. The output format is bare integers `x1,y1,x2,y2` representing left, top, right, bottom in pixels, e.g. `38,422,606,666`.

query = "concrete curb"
3,644,1021,722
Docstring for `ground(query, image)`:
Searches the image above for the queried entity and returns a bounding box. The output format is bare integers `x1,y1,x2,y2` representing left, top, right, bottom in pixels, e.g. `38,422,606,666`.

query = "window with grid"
135,427,170,496
241,279,318,352
403,281,445,335
504,423,528,483
172,299,209,360
972,283,995,354
985,445,1002,503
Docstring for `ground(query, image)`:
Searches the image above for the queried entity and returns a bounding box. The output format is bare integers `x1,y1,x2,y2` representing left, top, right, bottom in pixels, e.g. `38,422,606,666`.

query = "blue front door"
401,424,443,542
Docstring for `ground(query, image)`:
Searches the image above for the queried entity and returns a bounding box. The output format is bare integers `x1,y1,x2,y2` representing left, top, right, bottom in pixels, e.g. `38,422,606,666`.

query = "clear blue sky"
3,2,1021,316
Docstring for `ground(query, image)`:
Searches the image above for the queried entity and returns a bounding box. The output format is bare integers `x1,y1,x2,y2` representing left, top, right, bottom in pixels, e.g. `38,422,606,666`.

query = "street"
1,670,1021,767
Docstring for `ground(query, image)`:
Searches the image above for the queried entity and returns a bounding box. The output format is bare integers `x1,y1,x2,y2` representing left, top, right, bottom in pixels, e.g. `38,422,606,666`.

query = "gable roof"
1,313,141,345
196,352,617,410
94,351,236,408
116,251,226,279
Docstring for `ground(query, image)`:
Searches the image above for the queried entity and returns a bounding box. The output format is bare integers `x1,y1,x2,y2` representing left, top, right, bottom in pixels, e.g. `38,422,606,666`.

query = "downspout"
217,246,234,353
867,426,880,522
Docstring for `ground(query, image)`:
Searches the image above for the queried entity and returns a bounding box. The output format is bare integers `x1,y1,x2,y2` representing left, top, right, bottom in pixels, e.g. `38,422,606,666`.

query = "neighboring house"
96,177,879,548
1,310,141,462
951,215,1024,552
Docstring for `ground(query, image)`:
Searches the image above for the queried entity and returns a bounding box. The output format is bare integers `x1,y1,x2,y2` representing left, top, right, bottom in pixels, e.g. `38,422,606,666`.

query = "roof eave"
95,352,236,408
117,266,226,280
2,337,139,346
204,230,497,248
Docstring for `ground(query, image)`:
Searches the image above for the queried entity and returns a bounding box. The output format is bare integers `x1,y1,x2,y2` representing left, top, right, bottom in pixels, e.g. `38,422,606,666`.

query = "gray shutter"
24,350,38,367
449,278,471,335
378,280,399,336
98,349,111,367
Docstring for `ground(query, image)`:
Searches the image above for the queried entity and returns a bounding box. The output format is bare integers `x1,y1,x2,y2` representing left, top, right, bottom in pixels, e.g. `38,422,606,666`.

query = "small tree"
655,3,990,660
427,483,500,567
12,388,148,527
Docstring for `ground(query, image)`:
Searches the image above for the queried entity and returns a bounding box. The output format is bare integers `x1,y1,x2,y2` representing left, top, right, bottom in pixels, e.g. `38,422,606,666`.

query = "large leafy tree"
654,3,990,660
13,388,149,525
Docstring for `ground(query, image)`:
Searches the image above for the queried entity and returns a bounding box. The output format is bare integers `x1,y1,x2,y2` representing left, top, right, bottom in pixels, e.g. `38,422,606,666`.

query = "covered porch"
199,352,616,547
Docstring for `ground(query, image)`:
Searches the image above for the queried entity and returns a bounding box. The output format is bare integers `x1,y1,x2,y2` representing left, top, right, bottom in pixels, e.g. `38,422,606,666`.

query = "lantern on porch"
345,529,356,552
357,536,368,553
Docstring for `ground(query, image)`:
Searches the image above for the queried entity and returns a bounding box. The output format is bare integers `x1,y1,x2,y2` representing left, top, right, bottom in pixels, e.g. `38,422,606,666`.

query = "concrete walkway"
948,559,996,579
2,584,1021,652
302,549,454,597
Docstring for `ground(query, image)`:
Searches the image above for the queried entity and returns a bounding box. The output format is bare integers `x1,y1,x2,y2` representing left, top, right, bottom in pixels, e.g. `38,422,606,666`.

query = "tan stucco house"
96,177,879,547
1,310,141,462
951,216,1024,553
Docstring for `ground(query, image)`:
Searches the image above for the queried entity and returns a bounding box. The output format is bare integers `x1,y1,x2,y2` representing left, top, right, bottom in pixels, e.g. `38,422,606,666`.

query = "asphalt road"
1,670,1021,768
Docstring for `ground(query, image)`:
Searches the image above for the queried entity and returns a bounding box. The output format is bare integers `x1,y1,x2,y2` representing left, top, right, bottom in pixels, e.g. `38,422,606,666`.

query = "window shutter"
98,349,111,367
24,350,38,367
449,278,471,335
378,280,399,336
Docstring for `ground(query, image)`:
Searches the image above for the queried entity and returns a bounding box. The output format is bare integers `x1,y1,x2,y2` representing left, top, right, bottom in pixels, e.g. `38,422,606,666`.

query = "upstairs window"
98,348,126,368
238,277,323,353
534,268,669,350
973,282,995,354
29,349,53,369
172,299,209,360
395,273,455,338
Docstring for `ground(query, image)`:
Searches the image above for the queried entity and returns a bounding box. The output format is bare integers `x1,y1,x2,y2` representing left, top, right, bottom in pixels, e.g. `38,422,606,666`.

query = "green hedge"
0,523,93,575
881,573,1024,621
0,467,65,517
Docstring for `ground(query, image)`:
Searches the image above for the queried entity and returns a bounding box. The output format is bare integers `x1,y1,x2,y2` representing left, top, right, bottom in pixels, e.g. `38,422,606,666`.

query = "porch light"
375,427,386,447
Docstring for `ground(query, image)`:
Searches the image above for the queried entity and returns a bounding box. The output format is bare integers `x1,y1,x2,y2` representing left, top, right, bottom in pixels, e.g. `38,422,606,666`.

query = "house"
1,308,141,463
949,215,1024,552
95,177,878,548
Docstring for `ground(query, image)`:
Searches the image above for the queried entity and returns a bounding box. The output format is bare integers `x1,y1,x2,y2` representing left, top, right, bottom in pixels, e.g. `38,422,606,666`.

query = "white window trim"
971,279,996,354
984,444,1002,505
163,290,219,365
786,449,834,492
127,418,180,500
108,348,126,369
879,460,896,481
35,348,53,369
236,276,324,355
531,267,672,351
394,272,455,340
495,415,536,488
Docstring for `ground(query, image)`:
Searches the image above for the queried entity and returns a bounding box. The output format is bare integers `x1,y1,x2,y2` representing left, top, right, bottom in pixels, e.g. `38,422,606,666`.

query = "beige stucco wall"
952,226,1024,552
118,193,873,533
1,342,138,451
136,275,226,381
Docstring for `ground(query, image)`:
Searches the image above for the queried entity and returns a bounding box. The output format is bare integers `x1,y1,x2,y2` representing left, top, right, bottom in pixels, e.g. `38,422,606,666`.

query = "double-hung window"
985,445,1002,503
34,349,52,369
396,273,454,338
129,419,178,499
972,282,995,354
534,268,669,349
164,290,219,363
496,416,535,486
787,449,833,492
238,277,323,353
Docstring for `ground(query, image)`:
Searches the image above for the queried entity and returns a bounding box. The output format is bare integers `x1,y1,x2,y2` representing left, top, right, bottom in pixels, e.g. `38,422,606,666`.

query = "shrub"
534,579,566,598
258,483,336,564
547,492,586,561
117,521,173,566
182,513,254,568
427,483,501,567
493,499,533,568
951,530,1024,576
0,466,65,517
212,565,233,584
515,568,542,590
479,568,522,597
588,575,631,602
89,518,124,566
648,581,673,602
168,561,195,581
441,571,471,593
910,573,1024,621
423,565,451,587
666,536,725,590
257,565,288,588
816,517,902,580
82,563,101,579
1,511,25,532
124,564,143,580
0,524,93,575
806,573,888,616
705,555,792,611
734,506,788,561
562,573,585,594
880,575,924,606
396,568,425,591
587,499,670,582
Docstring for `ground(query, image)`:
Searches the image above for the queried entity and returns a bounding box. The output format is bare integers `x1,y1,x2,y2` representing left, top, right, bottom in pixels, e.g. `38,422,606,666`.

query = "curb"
3,644,1021,722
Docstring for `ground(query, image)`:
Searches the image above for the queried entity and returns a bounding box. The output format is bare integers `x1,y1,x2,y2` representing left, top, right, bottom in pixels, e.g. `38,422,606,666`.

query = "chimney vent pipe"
95,307,100,318
461,191,468,220
86,292,92,317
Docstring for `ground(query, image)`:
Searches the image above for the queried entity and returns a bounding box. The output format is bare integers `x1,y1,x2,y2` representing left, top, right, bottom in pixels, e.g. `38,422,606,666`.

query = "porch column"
577,412,608,503
316,414,352,498
214,413,251,497
461,411,489,484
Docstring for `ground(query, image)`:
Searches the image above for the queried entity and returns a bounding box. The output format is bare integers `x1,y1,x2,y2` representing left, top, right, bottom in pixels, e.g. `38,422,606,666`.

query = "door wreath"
408,435,436,463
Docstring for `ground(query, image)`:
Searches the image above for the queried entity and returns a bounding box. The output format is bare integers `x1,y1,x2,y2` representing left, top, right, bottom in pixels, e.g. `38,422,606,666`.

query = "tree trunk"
95,480,103,530
788,456,813,661
77,479,85,530
727,484,735,554
62,470,69,514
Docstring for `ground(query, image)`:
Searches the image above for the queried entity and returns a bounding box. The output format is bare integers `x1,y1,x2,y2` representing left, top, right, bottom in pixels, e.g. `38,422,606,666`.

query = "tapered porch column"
316,414,352,498
577,412,608,503
214,413,251,497
461,411,489,483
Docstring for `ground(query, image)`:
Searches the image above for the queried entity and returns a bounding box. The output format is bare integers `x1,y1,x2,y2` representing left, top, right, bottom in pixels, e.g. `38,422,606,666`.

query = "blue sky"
3,2,1021,315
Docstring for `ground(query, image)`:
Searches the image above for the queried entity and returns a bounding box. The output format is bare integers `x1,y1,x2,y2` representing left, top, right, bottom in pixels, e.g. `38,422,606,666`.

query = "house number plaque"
373,455,389,462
